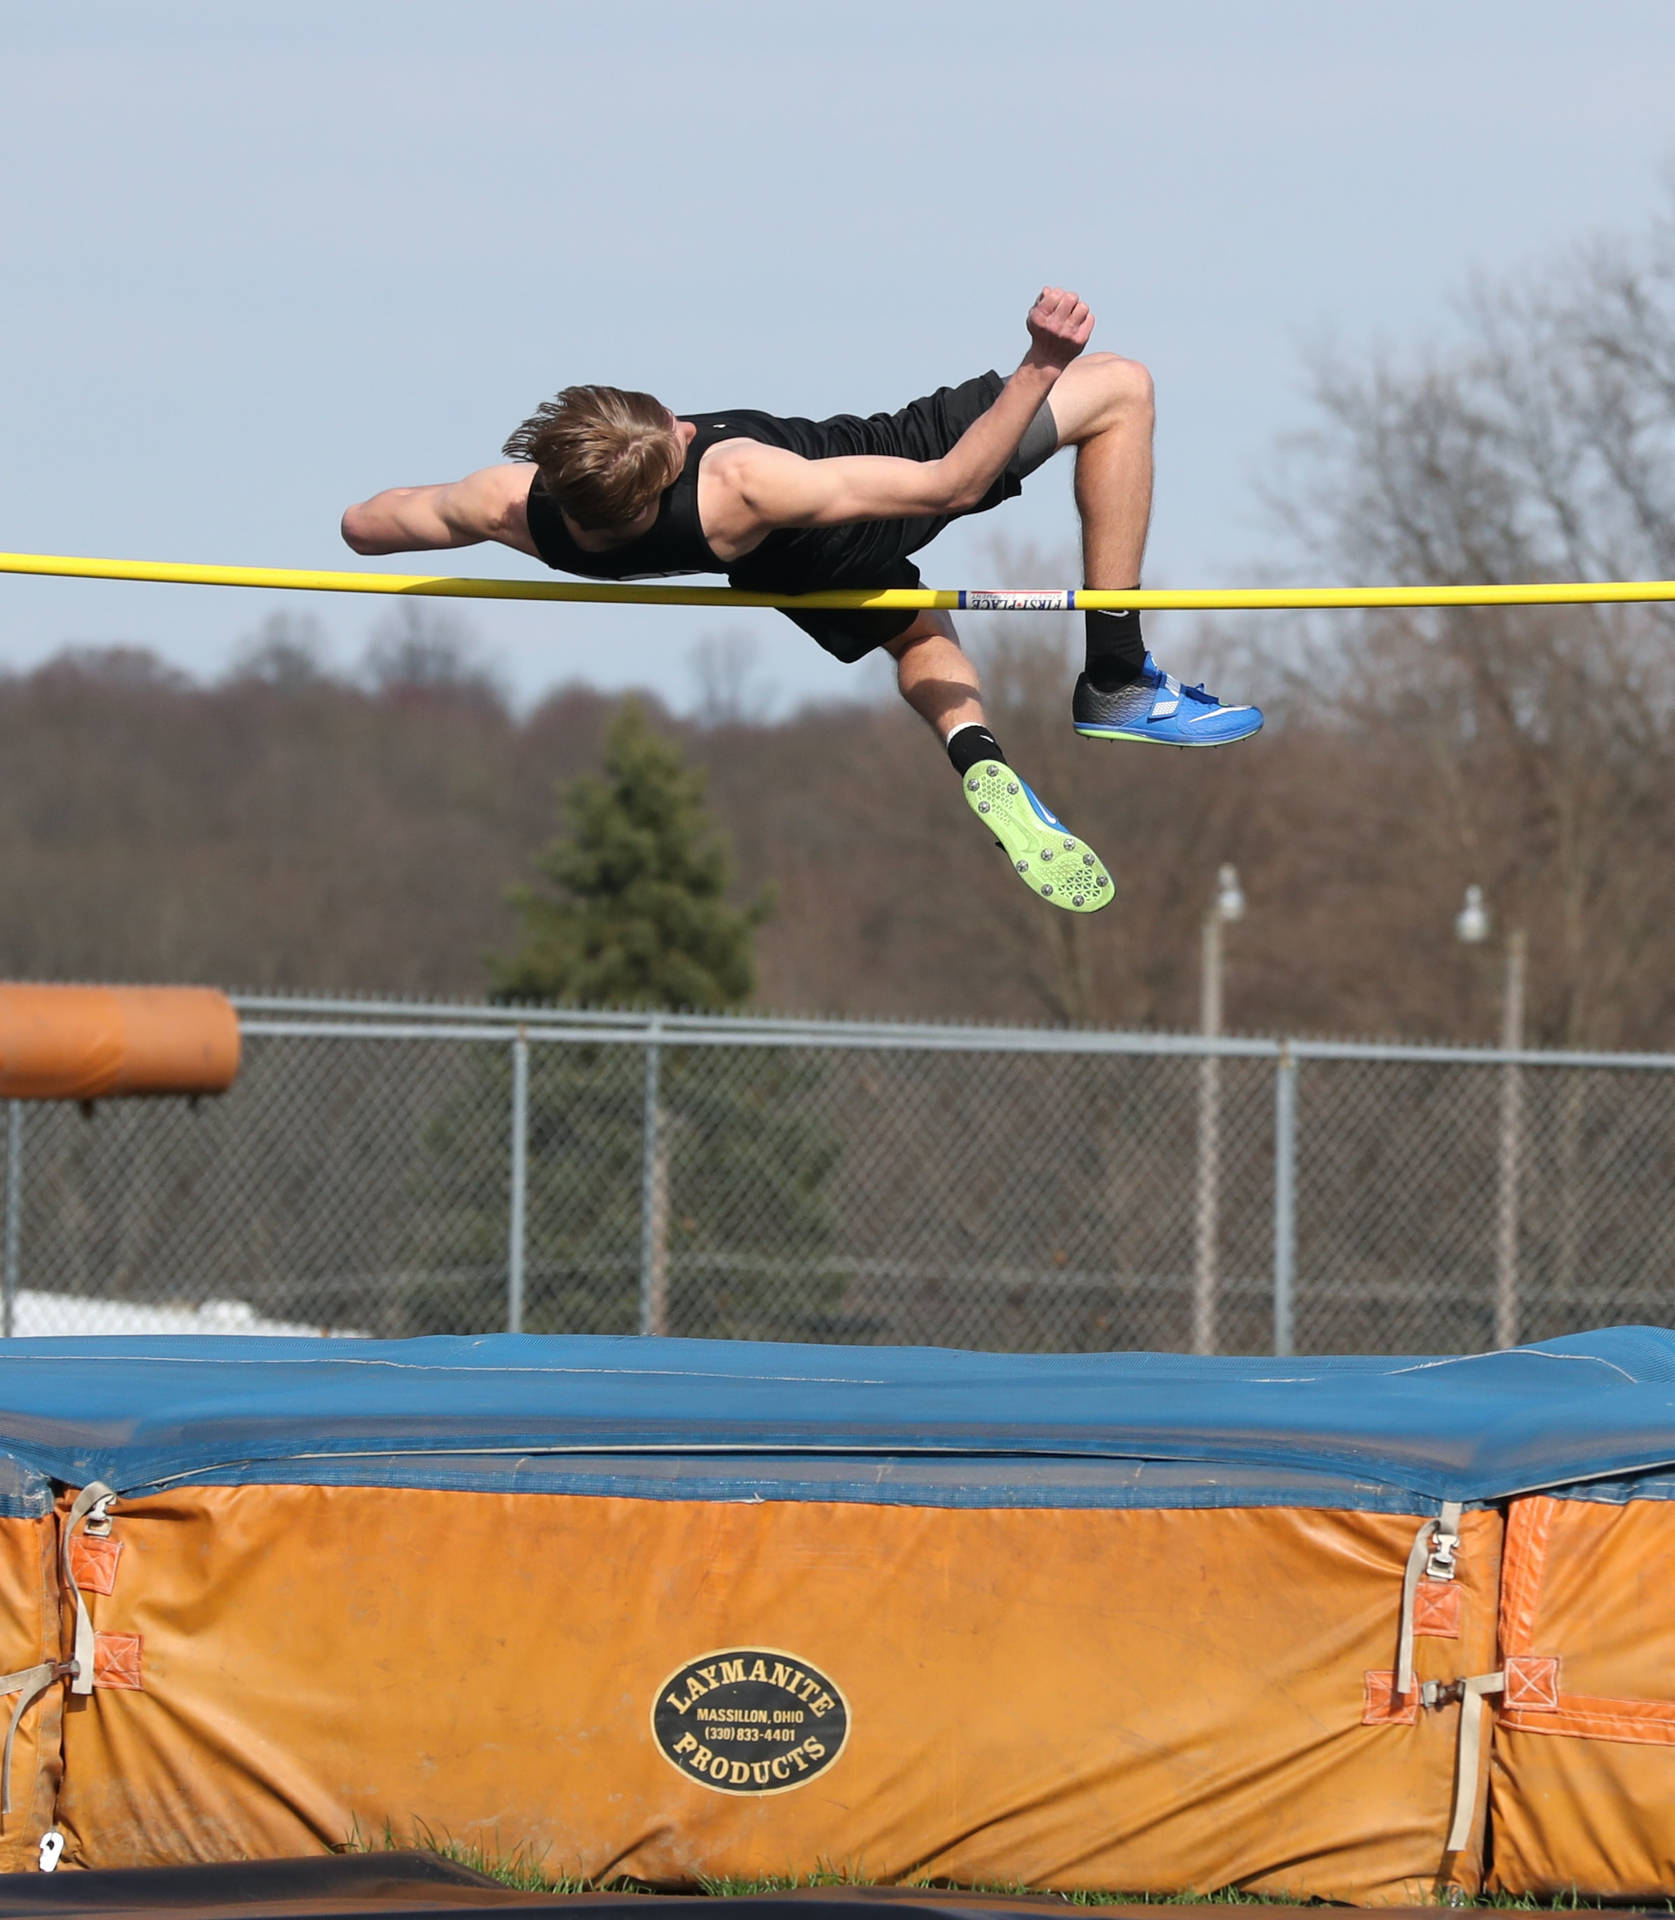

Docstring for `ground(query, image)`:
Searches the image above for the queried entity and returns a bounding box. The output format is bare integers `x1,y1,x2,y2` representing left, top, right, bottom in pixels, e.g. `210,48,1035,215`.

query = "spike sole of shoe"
1072,715,1265,749
961,761,1114,913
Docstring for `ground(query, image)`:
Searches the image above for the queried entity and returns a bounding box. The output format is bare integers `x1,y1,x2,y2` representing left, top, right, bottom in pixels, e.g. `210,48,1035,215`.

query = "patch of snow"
6,1290,358,1338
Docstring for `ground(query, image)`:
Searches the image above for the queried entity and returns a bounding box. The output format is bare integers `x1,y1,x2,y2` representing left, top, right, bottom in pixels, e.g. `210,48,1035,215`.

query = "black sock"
1084,609,1146,691
946,723,1006,777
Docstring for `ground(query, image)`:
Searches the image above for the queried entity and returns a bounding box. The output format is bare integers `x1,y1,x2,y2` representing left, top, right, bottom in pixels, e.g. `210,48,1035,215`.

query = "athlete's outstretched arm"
719,287,1093,535
340,464,538,557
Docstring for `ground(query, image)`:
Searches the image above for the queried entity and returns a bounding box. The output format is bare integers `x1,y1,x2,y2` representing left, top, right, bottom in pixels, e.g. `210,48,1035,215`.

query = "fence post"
1272,1045,1297,1358
1494,931,1527,1350
638,1022,667,1337
1192,916,1225,1355
3,1103,20,1340
507,1032,529,1334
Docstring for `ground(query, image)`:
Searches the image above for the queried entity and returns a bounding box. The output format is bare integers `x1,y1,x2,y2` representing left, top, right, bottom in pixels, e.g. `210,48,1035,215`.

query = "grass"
348,1820,596,1895
412,1833,598,1895
696,1873,1290,1906
366,1832,1643,1910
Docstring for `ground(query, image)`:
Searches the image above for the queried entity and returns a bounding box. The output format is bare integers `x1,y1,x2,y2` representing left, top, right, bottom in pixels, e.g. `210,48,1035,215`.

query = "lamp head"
1215,864,1246,923
1455,884,1491,946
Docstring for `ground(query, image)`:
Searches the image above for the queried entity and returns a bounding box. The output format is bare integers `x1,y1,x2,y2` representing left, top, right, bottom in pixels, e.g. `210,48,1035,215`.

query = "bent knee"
1089,351,1154,417
1050,353,1153,445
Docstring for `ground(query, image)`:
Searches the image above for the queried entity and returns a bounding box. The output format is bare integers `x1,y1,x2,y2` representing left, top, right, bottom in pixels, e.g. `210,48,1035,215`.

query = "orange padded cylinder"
0,985,240,1101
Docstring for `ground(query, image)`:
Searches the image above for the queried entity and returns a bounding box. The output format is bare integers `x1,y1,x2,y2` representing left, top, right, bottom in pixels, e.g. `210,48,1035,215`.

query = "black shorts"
726,370,1060,664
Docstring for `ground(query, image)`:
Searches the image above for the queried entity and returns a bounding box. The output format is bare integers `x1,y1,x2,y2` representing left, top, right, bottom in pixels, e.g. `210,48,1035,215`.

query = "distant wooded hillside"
3,603,1672,1049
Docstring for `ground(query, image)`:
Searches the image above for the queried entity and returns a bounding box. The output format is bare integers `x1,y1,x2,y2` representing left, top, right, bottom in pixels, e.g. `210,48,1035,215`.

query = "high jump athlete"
342,287,1261,915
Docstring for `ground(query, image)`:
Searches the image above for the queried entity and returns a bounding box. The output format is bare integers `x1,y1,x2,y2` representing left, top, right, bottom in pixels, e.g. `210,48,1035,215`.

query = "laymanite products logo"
652,1647,849,1794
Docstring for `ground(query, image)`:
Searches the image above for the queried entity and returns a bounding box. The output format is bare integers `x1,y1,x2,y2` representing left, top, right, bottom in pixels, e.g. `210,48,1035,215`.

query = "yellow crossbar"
3,550,1675,612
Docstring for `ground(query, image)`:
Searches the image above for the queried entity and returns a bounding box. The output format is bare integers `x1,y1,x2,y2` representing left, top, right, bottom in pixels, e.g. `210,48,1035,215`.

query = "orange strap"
1498,1496,1675,1746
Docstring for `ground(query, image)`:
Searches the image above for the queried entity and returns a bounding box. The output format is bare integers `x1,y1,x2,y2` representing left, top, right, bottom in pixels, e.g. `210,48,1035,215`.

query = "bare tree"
229,611,332,689
688,628,777,728
1271,189,1675,1052
361,601,506,710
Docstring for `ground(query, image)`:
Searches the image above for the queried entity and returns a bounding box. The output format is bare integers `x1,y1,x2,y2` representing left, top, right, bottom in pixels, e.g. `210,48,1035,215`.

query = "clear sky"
3,0,1672,714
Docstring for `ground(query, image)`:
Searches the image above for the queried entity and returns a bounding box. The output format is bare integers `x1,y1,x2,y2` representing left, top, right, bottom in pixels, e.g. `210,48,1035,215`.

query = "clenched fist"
1025,286,1094,368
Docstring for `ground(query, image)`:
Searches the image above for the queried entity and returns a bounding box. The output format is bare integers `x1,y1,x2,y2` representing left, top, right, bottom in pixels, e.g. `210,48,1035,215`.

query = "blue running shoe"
1072,655,1263,748
961,759,1114,913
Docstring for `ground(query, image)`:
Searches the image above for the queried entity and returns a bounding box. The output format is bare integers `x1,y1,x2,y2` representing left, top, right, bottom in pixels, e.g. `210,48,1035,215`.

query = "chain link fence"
4,997,1675,1353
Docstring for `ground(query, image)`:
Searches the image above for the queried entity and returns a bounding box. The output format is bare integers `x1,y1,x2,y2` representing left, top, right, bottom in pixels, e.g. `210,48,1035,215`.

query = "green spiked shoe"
961,759,1114,912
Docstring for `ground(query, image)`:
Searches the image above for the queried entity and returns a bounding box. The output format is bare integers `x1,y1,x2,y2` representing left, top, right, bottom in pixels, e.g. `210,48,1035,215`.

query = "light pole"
1193,864,1245,1355
1455,885,1526,1350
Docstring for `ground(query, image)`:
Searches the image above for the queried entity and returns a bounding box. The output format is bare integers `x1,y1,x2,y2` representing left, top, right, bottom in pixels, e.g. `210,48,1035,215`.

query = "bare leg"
889,611,1116,913
1047,353,1261,743
1046,352,1156,589
888,611,986,740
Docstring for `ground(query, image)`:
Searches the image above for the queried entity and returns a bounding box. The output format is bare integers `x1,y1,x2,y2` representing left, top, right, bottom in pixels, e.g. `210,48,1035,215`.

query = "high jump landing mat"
0,1332,1672,1901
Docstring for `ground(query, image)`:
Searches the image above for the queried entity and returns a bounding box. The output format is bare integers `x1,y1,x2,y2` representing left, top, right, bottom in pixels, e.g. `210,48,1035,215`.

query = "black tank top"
526,410,835,582
522,404,935,596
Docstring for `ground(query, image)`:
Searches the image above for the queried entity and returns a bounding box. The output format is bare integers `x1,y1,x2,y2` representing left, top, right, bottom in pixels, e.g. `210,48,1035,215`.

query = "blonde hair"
503,385,683,530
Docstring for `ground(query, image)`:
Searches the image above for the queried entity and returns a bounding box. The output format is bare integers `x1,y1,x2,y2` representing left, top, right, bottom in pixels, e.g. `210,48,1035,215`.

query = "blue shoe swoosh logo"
1023,786,1064,830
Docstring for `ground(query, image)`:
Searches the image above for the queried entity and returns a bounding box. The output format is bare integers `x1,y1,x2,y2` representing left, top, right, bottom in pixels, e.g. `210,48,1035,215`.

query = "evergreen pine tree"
405,700,843,1341
491,698,765,1010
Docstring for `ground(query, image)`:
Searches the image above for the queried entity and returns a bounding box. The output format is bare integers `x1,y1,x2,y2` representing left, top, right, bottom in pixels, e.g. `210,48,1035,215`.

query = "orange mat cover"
1487,1492,1675,1898
49,1486,1503,1904
0,1514,66,1870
